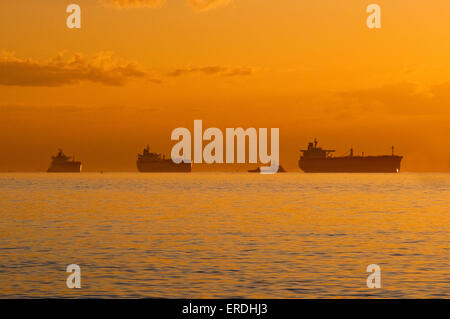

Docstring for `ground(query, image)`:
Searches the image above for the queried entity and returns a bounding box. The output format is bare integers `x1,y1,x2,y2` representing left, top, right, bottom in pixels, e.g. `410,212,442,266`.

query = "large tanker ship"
47,149,82,173
299,139,403,173
137,145,191,172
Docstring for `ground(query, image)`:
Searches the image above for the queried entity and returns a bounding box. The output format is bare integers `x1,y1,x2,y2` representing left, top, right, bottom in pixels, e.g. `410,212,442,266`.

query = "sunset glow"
0,0,449,171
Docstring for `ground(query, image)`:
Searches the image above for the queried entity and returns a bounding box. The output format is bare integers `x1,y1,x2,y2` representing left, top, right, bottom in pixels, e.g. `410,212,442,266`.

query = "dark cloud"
222,67,252,77
167,66,252,77
0,52,157,87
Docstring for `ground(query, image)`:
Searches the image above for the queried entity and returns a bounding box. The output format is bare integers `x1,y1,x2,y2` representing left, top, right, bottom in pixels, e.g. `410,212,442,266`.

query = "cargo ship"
137,145,191,172
47,149,82,173
298,139,402,173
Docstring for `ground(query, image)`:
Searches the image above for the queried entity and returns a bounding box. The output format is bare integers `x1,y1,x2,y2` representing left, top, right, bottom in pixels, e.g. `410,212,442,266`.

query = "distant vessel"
298,139,403,173
248,165,287,173
137,145,191,172
47,149,82,173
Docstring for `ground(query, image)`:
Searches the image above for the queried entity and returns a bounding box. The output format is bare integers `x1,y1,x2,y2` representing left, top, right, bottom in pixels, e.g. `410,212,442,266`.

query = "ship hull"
47,162,82,173
137,160,191,172
299,156,402,173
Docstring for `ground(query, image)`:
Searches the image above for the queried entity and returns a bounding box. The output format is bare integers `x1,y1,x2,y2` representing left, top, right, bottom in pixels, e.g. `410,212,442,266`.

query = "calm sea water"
0,173,448,298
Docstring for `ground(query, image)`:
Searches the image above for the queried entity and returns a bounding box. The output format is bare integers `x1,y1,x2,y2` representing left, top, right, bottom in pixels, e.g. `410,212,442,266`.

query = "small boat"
248,165,286,173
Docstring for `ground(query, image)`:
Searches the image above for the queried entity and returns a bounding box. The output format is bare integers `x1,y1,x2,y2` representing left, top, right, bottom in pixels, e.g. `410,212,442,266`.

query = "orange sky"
0,0,449,171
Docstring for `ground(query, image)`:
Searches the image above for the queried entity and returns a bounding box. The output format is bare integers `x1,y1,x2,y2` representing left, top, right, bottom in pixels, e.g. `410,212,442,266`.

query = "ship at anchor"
137,145,191,172
298,139,403,173
47,149,82,173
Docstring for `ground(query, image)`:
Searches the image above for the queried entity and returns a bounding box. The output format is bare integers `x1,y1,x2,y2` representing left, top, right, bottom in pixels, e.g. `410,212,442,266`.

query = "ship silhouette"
137,145,191,172
47,149,82,173
298,139,403,173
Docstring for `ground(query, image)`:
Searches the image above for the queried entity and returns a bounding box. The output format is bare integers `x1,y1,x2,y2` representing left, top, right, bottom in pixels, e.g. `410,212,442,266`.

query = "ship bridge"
300,139,335,159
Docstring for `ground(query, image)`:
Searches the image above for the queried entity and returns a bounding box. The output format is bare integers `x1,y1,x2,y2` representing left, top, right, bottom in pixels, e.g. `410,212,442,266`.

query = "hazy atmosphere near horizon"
0,0,449,301
0,0,449,172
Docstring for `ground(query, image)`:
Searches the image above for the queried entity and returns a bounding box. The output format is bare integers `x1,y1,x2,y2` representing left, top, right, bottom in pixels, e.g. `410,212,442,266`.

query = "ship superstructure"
137,145,191,172
47,149,82,173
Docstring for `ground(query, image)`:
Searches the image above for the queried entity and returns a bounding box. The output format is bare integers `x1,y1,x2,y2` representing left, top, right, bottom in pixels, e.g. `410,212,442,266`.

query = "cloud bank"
187,0,231,11
0,52,152,87
339,82,450,115
167,66,252,77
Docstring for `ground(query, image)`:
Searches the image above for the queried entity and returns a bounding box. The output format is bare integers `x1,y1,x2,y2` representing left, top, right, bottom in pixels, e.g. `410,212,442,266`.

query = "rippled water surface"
0,173,448,298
